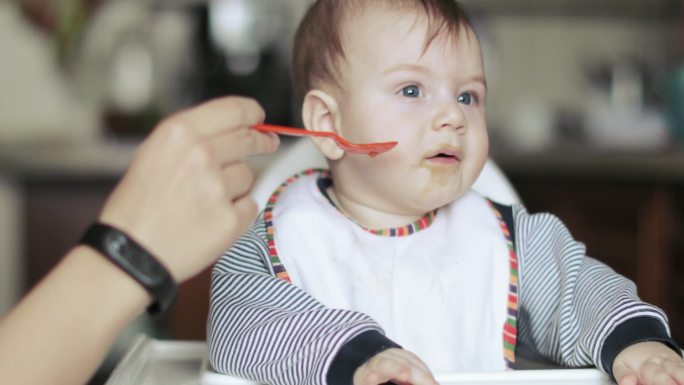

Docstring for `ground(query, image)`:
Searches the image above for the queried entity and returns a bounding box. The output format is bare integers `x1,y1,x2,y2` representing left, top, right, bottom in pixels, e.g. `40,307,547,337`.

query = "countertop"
0,140,138,180
3,139,684,183
492,148,684,183
0,139,275,181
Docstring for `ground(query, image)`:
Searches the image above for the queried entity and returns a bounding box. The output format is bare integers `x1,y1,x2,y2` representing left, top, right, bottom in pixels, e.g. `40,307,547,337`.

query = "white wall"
0,2,95,146
483,15,671,135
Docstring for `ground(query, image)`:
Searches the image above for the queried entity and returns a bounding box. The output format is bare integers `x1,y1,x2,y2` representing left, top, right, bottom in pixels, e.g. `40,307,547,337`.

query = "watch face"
107,232,130,256
105,232,164,286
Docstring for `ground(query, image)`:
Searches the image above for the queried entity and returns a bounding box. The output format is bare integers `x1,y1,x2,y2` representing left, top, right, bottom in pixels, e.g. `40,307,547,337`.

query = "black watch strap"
79,222,177,316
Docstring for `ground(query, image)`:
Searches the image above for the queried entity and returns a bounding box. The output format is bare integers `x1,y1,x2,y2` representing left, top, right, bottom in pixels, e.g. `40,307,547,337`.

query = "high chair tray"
103,335,613,385
201,364,613,385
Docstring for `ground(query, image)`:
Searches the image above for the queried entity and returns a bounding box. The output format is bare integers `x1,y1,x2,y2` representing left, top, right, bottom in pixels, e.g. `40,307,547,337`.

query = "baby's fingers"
355,350,438,385
662,358,684,384
640,358,680,385
382,349,432,375
613,359,638,385
615,372,638,385
377,361,434,385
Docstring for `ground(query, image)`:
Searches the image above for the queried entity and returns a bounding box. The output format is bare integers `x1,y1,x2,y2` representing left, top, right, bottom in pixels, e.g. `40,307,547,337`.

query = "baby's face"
331,5,488,217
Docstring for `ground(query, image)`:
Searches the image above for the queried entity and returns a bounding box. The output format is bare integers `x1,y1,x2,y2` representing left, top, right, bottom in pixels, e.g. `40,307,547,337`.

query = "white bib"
269,170,511,372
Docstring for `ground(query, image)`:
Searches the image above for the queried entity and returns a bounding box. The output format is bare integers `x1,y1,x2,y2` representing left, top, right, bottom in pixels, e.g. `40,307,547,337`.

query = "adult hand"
99,96,279,283
354,348,439,385
613,341,684,385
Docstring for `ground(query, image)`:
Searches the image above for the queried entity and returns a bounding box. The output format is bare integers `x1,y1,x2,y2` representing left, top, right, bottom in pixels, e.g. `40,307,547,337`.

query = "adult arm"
0,97,279,385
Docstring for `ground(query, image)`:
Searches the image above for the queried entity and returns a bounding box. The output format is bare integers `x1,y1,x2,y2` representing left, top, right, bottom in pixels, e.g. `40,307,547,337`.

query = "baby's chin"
393,191,463,216
420,186,466,207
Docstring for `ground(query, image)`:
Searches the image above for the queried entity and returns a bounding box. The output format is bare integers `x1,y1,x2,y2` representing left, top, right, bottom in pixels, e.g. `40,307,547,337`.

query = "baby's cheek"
372,144,408,167
467,136,489,168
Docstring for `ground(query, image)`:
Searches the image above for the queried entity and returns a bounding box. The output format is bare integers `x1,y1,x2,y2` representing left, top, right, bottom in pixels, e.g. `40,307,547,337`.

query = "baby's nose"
433,102,466,132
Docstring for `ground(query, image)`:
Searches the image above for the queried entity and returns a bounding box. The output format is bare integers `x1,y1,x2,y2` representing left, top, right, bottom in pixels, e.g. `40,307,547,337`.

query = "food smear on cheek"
418,164,457,197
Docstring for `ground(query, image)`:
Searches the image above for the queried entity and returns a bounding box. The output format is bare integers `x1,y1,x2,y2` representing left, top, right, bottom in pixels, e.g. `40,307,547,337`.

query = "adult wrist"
79,222,178,316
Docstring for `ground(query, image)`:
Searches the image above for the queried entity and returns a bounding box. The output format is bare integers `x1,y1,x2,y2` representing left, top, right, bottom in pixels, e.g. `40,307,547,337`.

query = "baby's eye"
401,85,421,98
458,92,476,105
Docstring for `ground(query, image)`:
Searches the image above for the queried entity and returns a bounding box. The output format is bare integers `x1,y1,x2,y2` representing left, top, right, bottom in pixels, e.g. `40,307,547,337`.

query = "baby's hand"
613,341,684,385
353,348,439,385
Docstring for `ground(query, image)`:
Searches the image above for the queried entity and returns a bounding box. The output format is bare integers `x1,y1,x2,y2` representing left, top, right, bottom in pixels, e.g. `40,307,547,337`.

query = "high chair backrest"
251,138,520,209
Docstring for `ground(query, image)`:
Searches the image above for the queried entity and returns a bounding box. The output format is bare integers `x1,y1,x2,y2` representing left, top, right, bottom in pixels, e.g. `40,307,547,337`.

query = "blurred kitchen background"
1,0,683,383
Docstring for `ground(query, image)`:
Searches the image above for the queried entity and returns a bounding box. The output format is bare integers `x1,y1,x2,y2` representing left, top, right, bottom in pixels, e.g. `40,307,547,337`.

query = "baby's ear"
301,90,345,160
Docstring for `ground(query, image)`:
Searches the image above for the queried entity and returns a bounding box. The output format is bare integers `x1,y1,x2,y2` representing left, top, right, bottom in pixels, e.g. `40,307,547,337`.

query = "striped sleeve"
512,204,676,375
207,213,395,385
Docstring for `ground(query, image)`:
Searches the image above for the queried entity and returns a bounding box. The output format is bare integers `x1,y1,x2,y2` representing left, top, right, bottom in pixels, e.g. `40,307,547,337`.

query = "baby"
209,1,683,385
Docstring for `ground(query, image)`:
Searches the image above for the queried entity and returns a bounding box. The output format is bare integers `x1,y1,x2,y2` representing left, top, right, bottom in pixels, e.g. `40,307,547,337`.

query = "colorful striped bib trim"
488,200,519,370
316,172,437,237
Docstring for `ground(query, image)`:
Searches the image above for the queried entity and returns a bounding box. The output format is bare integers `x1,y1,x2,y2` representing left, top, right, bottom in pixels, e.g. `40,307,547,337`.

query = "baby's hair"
292,0,473,103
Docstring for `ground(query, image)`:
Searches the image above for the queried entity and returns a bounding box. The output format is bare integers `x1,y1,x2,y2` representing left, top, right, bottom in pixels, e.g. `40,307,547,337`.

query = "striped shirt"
208,201,674,385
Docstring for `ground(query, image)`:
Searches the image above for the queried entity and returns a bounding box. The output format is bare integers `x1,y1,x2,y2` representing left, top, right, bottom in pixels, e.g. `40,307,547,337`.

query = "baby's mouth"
424,146,463,164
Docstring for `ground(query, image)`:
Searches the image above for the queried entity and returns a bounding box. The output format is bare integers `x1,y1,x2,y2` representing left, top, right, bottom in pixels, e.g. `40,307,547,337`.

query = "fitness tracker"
79,222,177,316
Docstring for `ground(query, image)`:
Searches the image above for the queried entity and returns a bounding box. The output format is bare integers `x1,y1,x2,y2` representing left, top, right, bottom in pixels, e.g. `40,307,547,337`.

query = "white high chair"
251,138,520,208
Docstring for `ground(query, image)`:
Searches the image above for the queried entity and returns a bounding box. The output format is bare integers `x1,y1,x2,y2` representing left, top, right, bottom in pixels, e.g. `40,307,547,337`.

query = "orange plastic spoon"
253,124,397,157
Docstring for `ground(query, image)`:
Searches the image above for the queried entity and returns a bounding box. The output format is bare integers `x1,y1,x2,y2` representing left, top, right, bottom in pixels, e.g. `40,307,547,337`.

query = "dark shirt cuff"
326,330,402,385
601,316,682,379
